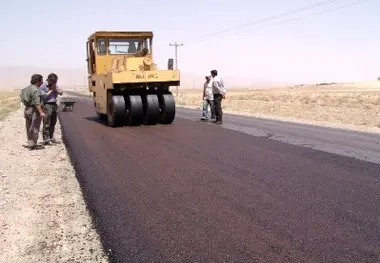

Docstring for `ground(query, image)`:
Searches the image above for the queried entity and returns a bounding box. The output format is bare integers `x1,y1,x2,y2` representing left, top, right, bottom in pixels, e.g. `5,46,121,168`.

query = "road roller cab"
86,30,180,127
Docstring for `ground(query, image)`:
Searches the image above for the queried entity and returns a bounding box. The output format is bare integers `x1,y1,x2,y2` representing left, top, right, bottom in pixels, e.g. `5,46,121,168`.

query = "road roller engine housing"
86,31,180,127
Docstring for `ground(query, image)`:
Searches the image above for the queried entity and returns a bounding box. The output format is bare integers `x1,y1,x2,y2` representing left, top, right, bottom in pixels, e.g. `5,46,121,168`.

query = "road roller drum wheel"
141,94,160,125
158,91,176,124
107,94,125,127
125,95,144,126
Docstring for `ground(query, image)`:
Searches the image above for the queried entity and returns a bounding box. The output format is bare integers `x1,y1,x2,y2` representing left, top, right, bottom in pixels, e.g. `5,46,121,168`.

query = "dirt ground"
175,83,380,133
0,94,109,262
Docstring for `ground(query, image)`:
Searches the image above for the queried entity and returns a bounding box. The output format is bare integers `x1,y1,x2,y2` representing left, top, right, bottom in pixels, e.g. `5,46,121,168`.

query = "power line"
167,0,367,87
184,0,342,43
192,0,367,43
179,0,366,45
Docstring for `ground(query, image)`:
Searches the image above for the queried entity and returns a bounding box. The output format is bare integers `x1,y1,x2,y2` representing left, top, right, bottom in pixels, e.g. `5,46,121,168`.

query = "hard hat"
205,73,211,77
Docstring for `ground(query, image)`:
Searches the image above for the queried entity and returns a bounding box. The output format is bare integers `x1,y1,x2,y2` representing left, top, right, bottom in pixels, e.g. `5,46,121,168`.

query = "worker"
20,74,46,150
39,73,63,145
201,73,215,120
98,40,106,54
210,69,226,124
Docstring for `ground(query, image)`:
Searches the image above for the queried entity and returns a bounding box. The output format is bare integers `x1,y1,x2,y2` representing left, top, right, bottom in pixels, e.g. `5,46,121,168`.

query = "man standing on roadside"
20,74,46,150
201,73,215,121
40,73,63,145
210,69,226,124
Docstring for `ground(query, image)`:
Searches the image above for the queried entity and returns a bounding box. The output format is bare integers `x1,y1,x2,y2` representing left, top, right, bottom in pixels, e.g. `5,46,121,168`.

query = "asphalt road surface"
59,96,380,263
176,108,380,164
65,91,380,164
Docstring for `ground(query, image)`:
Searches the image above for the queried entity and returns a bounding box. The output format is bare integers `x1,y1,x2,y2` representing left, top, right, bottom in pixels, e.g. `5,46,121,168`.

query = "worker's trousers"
24,107,42,147
213,94,223,122
202,99,215,119
42,103,58,142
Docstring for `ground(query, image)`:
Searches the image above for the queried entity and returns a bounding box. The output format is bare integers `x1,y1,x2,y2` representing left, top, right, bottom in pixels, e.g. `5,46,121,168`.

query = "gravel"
0,106,109,263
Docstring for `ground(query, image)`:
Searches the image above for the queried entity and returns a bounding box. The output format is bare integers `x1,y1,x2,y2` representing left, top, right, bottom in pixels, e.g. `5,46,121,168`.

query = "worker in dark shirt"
20,74,46,150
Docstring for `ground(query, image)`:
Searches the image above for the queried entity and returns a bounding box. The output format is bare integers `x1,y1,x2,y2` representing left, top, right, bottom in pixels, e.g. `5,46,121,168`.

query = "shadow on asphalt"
83,116,107,125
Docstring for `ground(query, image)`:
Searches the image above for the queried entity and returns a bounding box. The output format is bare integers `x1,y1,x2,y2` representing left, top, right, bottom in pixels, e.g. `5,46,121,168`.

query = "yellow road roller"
86,31,180,127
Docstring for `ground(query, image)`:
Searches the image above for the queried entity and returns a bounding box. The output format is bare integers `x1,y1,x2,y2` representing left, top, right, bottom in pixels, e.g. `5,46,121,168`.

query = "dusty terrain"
0,91,109,263
175,83,380,132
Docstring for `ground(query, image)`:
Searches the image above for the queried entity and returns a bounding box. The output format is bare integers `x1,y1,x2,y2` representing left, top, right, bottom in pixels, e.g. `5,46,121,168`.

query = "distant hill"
0,66,88,90
0,65,288,91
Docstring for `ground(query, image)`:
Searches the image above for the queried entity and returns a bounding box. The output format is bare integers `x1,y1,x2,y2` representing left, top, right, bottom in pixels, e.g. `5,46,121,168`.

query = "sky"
1,0,379,84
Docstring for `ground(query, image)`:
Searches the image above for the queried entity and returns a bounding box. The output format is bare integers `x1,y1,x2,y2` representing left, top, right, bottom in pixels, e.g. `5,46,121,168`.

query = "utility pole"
169,42,183,97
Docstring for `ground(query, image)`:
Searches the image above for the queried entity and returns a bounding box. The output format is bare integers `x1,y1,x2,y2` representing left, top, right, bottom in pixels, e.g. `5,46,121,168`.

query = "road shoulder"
0,107,108,263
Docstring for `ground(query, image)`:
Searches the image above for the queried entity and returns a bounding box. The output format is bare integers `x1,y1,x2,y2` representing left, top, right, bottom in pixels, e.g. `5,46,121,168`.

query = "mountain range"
0,65,290,91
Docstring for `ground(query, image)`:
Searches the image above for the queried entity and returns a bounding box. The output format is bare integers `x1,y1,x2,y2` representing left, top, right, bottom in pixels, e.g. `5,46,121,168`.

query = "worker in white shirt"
201,73,216,120
210,69,226,124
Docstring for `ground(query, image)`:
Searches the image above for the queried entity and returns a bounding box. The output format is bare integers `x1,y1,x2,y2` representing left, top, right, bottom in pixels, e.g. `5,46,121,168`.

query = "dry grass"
0,90,20,121
175,83,380,130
